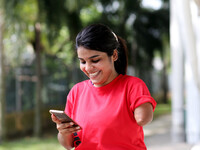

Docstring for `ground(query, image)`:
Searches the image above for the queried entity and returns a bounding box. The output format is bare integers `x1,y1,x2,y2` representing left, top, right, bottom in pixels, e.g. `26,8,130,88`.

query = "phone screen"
49,110,81,128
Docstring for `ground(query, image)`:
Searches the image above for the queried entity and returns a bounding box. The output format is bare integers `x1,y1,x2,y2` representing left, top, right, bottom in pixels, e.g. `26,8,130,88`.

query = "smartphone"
49,110,81,128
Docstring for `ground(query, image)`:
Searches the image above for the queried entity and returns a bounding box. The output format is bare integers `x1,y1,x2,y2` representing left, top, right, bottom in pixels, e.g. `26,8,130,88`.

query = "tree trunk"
0,8,6,143
34,22,42,137
161,38,169,104
161,63,168,104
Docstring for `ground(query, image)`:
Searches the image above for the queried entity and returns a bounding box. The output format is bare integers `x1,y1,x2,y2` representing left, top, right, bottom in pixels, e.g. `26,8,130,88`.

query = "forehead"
77,47,106,58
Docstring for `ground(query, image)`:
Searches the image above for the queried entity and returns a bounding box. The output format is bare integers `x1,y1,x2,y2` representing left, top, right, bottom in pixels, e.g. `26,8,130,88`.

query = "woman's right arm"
57,131,74,149
51,114,81,150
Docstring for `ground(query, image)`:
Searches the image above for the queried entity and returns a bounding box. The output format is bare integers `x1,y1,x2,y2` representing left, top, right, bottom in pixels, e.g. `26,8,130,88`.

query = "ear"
113,49,118,61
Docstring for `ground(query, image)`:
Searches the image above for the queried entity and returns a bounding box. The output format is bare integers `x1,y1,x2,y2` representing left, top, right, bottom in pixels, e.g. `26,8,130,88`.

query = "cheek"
80,64,85,72
80,64,88,75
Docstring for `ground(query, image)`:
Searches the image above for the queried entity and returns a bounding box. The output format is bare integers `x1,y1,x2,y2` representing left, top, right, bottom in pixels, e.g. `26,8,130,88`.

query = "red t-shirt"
65,74,156,150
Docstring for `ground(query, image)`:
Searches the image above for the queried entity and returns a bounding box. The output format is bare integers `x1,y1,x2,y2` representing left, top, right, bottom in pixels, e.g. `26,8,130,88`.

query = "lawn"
0,136,66,150
154,103,171,118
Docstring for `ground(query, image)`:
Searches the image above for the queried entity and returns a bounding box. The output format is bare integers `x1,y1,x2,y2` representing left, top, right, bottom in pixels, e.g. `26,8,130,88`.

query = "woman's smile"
77,46,118,87
89,71,101,79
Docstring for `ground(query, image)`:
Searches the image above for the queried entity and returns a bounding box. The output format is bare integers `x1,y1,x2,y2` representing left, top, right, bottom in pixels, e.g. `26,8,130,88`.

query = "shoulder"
67,80,90,101
118,75,149,91
120,74,145,85
70,80,89,92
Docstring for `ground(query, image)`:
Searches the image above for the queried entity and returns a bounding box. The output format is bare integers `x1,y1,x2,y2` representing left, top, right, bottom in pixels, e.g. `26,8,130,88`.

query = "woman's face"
77,46,118,87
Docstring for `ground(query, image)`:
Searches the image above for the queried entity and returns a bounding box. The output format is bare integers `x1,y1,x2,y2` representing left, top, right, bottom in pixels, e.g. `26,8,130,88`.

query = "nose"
85,63,93,72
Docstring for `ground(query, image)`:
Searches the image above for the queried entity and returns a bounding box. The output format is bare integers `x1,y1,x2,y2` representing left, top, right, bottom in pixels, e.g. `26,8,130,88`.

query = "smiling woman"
77,46,118,87
76,24,128,75
50,24,157,150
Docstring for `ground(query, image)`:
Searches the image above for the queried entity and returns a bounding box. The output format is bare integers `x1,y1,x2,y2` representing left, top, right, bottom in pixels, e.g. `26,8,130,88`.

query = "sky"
141,0,162,10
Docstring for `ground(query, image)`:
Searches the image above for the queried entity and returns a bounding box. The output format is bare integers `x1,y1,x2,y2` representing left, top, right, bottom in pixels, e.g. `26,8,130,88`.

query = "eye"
92,59,100,63
80,60,86,64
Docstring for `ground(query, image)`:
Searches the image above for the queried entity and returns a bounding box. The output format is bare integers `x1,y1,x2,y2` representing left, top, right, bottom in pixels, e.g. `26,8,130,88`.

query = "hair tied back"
112,32,118,42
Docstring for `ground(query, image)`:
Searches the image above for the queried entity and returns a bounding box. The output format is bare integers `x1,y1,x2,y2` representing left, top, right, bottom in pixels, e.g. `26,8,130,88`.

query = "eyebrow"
78,55,100,60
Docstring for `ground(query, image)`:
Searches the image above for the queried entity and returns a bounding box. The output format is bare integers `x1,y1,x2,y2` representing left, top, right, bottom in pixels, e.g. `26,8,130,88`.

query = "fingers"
57,122,81,135
51,114,80,135
51,114,81,135
51,114,61,124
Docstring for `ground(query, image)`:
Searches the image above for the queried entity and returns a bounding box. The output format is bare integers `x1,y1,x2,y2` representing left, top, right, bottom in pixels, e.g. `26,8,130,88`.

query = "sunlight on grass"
0,136,66,150
154,103,171,118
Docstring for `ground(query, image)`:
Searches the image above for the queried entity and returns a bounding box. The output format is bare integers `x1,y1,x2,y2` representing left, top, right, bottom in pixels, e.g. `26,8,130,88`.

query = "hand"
51,114,81,135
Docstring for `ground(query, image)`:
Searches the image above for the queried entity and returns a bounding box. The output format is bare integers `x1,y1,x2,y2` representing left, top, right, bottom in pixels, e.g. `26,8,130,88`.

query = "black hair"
75,24,128,75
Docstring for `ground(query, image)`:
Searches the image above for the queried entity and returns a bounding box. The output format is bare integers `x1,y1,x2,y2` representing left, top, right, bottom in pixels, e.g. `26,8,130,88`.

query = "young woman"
51,24,157,150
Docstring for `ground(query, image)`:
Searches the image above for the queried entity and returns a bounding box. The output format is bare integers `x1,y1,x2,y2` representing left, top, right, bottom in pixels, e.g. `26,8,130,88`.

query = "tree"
3,0,44,137
0,1,6,142
33,22,43,137
133,6,169,102
94,0,169,100
2,0,93,137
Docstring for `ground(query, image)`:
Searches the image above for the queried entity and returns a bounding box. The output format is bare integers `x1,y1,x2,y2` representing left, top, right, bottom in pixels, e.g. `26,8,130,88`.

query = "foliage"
3,0,169,72
134,8,169,70
3,0,36,67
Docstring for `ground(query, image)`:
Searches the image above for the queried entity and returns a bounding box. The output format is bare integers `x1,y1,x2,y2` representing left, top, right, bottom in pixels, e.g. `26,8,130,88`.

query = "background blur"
0,0,200,150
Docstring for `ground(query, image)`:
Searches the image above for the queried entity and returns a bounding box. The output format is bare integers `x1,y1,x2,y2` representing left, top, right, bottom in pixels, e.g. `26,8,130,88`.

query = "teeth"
90,71,99,76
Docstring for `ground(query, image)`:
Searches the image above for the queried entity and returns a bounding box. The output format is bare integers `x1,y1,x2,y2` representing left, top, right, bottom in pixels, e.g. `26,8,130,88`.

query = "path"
144,114,193,150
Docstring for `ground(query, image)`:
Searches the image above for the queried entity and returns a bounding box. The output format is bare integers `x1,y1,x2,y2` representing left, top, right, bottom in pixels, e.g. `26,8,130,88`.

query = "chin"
91,80,98,84
91,80,100,86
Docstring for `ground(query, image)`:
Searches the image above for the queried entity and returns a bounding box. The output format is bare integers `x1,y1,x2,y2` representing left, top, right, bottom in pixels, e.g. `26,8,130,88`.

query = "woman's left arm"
134,102,154,126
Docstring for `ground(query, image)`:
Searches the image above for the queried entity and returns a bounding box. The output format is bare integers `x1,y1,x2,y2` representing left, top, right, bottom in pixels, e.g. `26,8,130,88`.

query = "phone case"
49,110,81,128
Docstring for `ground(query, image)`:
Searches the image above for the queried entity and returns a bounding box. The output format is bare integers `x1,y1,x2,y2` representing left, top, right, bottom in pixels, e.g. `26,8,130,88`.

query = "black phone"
49,110,81,128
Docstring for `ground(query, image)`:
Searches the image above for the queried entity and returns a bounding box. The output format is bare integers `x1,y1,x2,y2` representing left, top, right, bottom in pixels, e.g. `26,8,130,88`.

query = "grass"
154,103,171,118
0,136,66,150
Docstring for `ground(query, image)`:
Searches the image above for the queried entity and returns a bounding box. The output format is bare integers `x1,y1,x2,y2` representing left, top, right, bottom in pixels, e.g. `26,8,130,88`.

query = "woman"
51,24,157,150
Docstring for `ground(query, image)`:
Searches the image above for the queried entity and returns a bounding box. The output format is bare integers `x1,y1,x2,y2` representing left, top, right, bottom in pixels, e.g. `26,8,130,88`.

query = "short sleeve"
129,79,156,112
64,85,76,117
64,81,86,119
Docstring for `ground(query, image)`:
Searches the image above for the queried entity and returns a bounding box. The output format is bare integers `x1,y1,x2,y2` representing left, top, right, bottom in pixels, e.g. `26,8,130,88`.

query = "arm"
134,102,154,126
51,114,80,149
57,132,74,150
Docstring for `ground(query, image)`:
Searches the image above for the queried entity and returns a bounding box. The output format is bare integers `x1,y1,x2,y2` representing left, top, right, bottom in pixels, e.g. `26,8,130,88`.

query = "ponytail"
115,36,128,75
